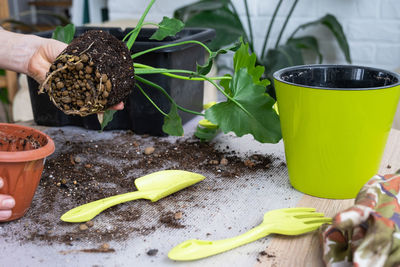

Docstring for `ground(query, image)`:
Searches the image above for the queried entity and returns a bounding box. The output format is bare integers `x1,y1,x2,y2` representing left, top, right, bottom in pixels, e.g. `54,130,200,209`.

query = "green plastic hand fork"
168,207,331,261
61,170,205,223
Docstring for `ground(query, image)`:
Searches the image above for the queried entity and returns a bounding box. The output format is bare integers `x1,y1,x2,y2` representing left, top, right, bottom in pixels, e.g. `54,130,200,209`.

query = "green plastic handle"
168,223,271,261
60,190,155,223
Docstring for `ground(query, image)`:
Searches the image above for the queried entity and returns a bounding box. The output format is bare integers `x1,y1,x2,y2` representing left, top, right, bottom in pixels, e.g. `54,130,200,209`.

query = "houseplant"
28,26,214,135
35,0,282,144
0,123,55,221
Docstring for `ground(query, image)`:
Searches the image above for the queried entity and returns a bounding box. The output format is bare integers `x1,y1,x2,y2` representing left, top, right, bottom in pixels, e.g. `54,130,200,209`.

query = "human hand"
0,177,15,221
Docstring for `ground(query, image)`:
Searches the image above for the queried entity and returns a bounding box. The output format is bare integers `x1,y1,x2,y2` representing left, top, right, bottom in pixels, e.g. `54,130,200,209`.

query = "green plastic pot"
274,65,400,199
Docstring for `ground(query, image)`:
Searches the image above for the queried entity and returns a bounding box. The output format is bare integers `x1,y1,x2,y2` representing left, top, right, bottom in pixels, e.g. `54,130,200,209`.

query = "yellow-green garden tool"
61,170,205,223
168,207,331,261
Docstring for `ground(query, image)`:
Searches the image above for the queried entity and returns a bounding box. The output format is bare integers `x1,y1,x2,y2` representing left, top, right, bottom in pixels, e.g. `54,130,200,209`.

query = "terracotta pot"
0,123,55,221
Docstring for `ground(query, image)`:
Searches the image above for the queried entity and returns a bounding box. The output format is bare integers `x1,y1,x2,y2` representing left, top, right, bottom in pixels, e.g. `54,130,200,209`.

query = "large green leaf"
150,17,185,41
205,68,281,143
205,41,281,143
52,23,75,44
292,14,351,63
234,42,269,87
174,0,230,21
162,104,184,136
287,36,323,63
184,8,245,51
264,43,304,77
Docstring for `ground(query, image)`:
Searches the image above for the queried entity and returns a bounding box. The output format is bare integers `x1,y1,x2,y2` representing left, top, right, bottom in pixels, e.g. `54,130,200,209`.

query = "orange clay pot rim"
0,123,55,162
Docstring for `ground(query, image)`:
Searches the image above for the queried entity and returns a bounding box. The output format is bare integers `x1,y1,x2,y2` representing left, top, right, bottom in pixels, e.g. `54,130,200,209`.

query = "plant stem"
131,40,212,60
135,83,168,117
274,0,299,48
136,67,250,118
135,75,204,116
125,0,156,49
261,0,283,59
134,64,240,111
243,0,254,49
134,63,230,81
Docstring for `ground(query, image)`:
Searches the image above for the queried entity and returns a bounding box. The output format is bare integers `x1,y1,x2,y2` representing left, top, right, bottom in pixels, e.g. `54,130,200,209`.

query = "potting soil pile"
0,118,303,266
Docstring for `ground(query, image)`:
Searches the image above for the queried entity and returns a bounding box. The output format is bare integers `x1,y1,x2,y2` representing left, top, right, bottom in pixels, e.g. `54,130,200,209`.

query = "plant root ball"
41,30,135,116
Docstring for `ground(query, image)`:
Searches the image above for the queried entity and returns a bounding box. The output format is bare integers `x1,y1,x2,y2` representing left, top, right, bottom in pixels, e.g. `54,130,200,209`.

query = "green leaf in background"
264,43,304,77
292,14,351,63
194,125,219,141
174,0,229,21
205,68,281,143
150,17,185,41
100,110,117,131
52,23,75,44
162,104,184,136
287,36,323,63
183,8,245,51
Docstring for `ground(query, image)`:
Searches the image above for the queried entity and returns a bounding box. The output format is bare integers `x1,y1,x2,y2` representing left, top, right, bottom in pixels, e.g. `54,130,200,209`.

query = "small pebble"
86,221,94,227
79,224,88,231
74,156,82,163
220,158,228,165
209,160,219,165
174,212,183,220
144,146,155,155
244,159,255,168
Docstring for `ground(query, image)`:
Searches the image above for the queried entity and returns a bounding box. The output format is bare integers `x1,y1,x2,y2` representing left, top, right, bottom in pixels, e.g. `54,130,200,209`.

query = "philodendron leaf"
197,42,240,75
150,17,185,41
205,68,281,143
162,104,184,136
234,41,270,87
100,110,117,131
287,36,323,63
293,14,351,63
204,40,281,143
52,23,75,44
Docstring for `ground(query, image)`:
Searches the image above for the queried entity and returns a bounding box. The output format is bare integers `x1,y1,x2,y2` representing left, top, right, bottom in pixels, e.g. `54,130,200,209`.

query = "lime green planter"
274,65,400,199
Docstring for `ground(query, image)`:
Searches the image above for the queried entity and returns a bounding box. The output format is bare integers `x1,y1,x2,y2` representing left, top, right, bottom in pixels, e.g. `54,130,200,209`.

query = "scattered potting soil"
1,128,282,248
42,30,135,116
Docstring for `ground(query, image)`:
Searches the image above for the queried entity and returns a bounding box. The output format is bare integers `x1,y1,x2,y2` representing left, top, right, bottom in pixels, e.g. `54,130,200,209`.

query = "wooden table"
257,128,400,266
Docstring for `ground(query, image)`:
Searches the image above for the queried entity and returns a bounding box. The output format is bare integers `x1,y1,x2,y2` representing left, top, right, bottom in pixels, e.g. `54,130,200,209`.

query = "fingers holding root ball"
0,177,15,221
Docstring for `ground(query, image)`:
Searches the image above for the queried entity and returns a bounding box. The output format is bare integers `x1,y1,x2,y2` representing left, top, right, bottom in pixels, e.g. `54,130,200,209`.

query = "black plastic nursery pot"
28,27,215,135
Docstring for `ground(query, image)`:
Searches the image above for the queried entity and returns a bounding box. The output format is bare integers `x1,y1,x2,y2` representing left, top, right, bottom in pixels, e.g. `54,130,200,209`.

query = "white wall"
108,0,400,72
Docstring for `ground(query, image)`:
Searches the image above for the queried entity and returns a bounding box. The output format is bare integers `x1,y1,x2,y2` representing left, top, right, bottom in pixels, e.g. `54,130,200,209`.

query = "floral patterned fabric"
321,174,400,267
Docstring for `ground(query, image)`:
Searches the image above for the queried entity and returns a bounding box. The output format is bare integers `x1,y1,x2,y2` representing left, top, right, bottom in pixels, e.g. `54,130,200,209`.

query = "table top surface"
1,119,399,267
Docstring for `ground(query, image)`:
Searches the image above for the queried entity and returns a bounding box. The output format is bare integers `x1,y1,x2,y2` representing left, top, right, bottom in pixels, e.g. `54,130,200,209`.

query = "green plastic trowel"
60,170,205,223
